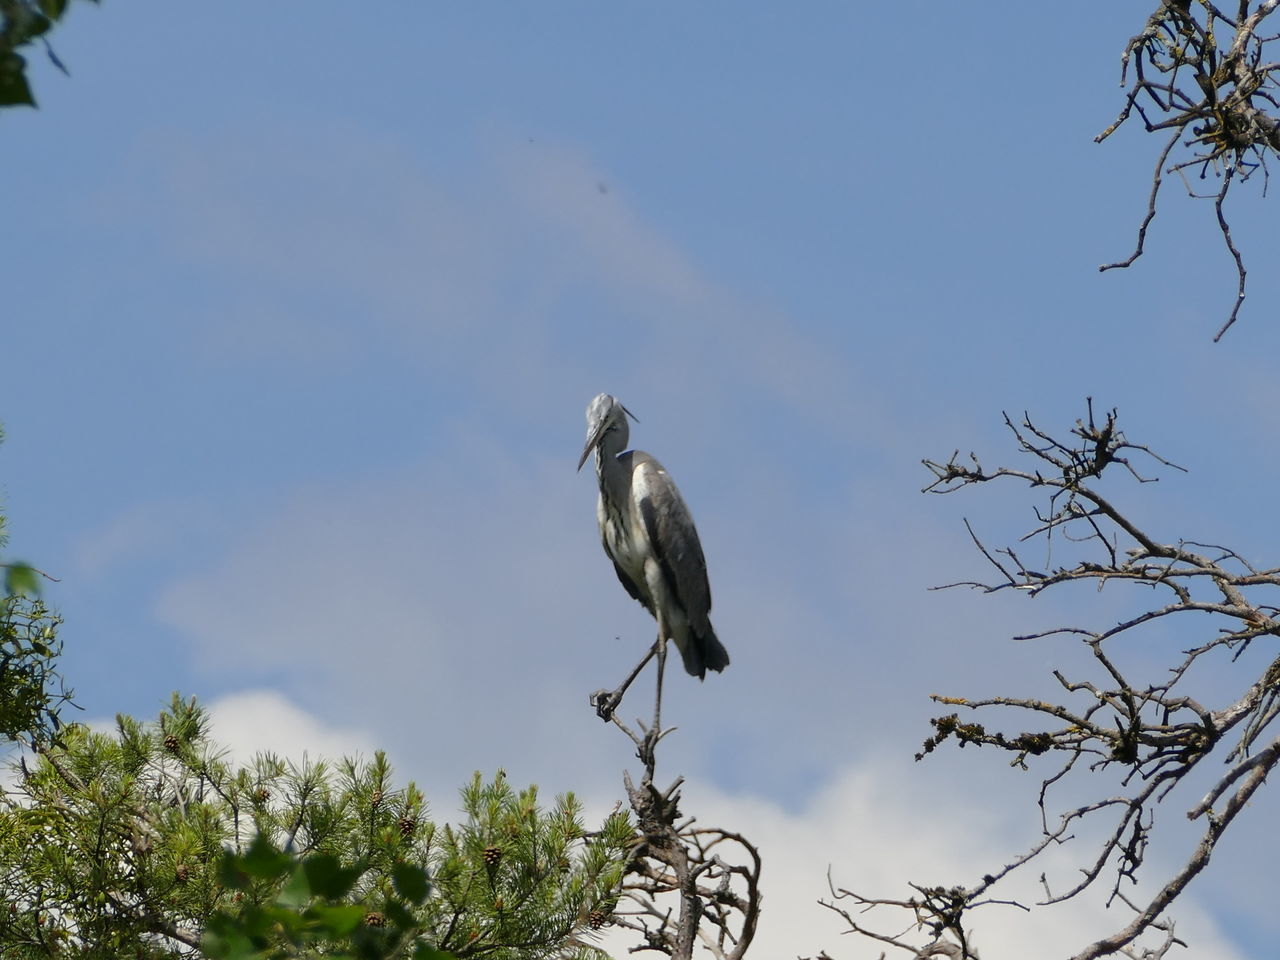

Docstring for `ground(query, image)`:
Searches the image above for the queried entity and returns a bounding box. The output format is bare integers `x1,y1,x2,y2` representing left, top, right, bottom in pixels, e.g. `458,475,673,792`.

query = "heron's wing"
611,558,647,608
631,452,713,630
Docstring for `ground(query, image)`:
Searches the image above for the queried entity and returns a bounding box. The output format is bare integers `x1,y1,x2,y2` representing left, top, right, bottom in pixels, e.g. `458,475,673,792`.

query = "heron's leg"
638,635,667,766
591,641,658,721
653,635,667,733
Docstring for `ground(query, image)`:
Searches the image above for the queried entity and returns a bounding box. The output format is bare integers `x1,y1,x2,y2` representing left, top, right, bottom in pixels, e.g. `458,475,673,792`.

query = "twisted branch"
1098,1,1280,339
826,401,1278,958
597,668,761,959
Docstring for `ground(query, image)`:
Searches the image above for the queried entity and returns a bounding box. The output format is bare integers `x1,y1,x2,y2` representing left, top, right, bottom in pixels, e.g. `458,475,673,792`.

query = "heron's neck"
594,436,631,505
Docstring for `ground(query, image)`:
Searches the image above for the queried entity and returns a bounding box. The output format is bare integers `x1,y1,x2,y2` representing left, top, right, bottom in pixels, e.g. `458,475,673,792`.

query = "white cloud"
204,689,377,765
79,690,376,766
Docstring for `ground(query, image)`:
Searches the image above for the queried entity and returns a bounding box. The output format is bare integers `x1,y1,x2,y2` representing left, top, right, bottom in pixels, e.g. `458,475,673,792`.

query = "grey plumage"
578,393,729,679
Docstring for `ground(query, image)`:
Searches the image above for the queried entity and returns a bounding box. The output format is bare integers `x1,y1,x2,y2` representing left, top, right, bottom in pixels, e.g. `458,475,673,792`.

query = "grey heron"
578,393,728,722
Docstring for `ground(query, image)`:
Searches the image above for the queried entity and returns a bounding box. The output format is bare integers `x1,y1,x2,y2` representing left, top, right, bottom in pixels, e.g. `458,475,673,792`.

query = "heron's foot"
591,689,622,722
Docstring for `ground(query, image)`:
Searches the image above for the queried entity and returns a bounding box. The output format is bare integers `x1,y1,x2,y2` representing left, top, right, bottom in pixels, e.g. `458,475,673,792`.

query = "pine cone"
588,909,610,929
364,912,386,927
370,789,383,807
163,734,181,753
175,863,190,883
482,846,502,867
398,816,417,837
255,787,270,803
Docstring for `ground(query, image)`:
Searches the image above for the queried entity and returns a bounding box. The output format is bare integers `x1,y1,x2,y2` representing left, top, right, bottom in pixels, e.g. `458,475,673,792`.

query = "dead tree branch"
826,401,1277,958
1098,1,1280,339
598,663,762,959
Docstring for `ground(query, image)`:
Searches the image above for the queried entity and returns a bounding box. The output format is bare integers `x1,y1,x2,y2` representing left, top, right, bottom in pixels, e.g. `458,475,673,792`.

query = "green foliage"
0,0,95,108
0,435,628,958
0,695,633,959
4,561,39,597
202,835,442,960
0,434,74,744
425,771,632,959
0,591,71,744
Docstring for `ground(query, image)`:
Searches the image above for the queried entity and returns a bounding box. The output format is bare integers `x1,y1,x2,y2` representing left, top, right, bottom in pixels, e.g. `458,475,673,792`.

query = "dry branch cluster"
614,772,760,960
596,682,761,960
1100,1,1280,339
823,402,1279,960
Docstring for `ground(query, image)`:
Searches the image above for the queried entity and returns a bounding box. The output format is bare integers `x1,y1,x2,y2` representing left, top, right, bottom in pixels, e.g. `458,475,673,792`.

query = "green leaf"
5,562,40,597
303,852,361,899
383,900,414,929
201,921,260,960
267,903,305,938
1,5,49,44
392,863,430,905
276,864,312,910
204,907,275,957
413,946,458,960
306,903,367,937
236,904,278,940
27,14,54,42
237,834,295,881
216,854,250,890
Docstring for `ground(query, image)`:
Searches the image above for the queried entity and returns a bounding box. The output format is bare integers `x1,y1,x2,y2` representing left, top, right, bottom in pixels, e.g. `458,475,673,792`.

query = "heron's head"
577,393,637,471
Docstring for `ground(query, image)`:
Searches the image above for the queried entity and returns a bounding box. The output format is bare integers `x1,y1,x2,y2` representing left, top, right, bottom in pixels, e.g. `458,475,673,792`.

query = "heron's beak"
577,420,606,472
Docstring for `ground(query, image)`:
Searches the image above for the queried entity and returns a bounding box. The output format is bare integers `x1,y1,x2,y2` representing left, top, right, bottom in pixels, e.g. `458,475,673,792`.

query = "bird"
578,394,728,718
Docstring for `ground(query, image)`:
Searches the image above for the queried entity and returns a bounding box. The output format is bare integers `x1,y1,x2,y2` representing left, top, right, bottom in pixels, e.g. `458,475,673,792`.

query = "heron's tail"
678,626,729,680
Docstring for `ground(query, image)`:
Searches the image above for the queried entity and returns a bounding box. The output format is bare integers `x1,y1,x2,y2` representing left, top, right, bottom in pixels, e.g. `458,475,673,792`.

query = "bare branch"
832,403,1280,958
0,561,61,583
1098,2,1280,337
597,651,761,959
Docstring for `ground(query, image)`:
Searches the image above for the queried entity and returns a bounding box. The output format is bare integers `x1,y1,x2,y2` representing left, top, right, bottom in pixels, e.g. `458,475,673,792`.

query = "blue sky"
4,3,1279,957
